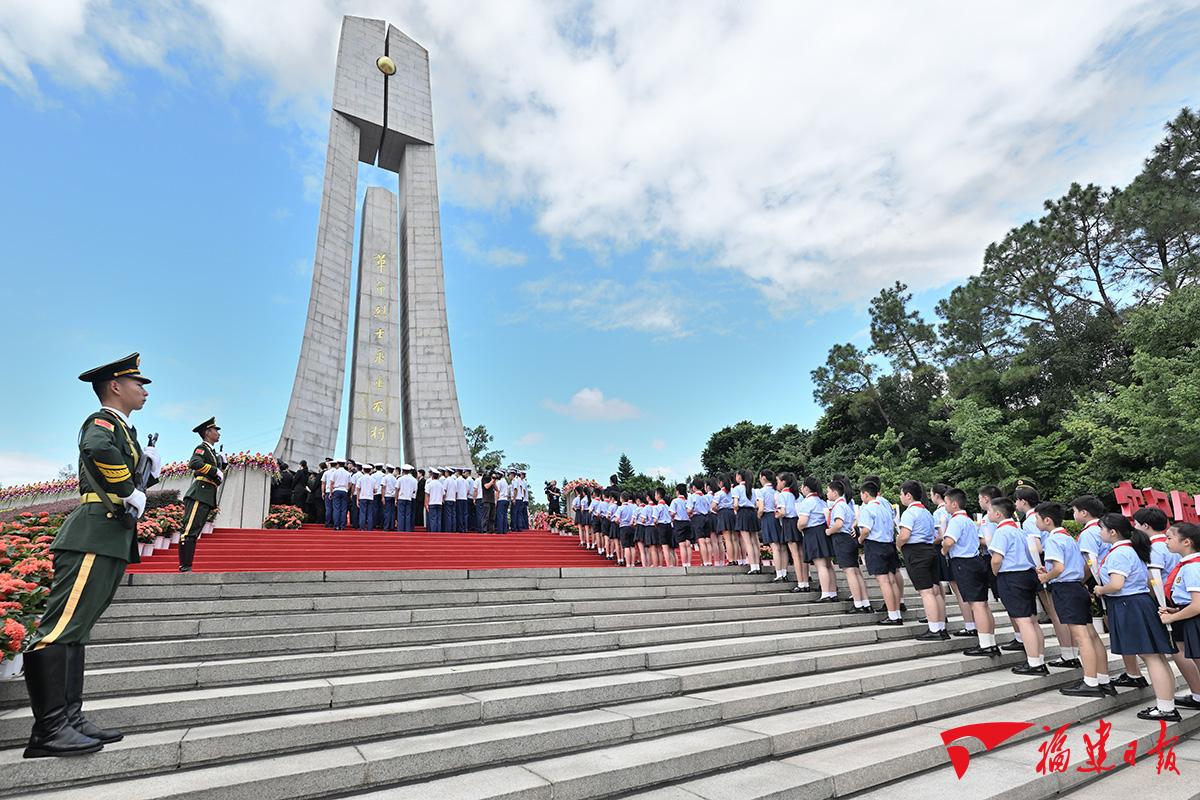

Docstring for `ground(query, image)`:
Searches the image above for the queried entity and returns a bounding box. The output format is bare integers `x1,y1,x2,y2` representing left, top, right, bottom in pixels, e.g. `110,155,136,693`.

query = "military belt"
81,492,121,504
195,476,218,486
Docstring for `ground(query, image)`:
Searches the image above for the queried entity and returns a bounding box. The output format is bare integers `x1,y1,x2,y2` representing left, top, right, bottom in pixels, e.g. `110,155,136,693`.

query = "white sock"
1157,698,1176,713
776,569,786,578
935,621,946,632
979,633,996,647
888,610,902,620
1084,676,1099,687
1097,673,1111,684
1014,633,1024,643
822,592,836,599
1192,693,1200,702
928,621,938,633
1028,656,1044,667
965,622,977,631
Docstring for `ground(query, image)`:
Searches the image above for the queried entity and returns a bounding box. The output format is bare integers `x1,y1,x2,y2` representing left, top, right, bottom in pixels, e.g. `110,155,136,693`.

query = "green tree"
810,344,892,427
464,424,505,472
869,281,937,370
616,453,635,484
850,428,931,497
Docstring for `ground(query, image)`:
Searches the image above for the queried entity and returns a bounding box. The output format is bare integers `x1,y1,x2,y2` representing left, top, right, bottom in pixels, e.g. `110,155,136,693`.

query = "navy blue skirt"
717,508,737,533
634,524,645,543
779,517,801,544
1173,615,1200,659
1107,593,1175,655
736,507,760,533
1048,581,1091,626
644,522,670,546
760,514,782,544
803,523,833,561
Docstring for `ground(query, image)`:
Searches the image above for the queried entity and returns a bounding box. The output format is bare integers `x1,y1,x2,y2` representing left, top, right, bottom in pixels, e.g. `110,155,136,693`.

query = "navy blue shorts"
619,525,636,548
940,554,954,584
1048,581,1091,625
736,507,759,533
672,519,693,546
863,540,899,575
902,543,941,591
997,569,1039,619
1173,615,1200,659
779,517,800,544
1107,593,1175,655
803,523,833,561
831,531,860,569
950,555,990,602
690,515,710,542
760,514,782,544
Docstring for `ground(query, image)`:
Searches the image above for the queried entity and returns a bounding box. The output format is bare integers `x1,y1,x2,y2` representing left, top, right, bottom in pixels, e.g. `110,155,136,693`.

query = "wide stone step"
11,641,1096,800
3,611,988,744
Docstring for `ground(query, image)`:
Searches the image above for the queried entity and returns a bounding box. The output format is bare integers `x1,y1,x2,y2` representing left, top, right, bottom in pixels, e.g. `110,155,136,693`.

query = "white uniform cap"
402,463,414,470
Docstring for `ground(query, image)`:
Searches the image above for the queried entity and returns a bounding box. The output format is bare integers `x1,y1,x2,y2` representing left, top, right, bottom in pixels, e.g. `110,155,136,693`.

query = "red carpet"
126,524,618,572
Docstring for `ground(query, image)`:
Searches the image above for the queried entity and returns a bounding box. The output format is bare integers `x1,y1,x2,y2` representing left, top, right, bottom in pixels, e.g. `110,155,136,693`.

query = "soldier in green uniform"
23,353,161,758
178,417,223,572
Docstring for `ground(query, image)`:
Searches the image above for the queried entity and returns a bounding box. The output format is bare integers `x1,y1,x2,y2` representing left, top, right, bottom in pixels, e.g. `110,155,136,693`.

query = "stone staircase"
2,567,1196,798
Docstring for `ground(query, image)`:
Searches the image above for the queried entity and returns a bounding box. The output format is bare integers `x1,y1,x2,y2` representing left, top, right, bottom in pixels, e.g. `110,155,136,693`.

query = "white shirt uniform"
330,467,350,492
382,474,398,499
398,474,417,500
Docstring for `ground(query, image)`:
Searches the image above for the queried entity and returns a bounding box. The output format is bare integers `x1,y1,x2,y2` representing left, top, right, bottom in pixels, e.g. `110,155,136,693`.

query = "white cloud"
521,276,691,337
4,1,1199,305
651,438,666,451
516,431,544,446
0,452,68,486
545,388,643,421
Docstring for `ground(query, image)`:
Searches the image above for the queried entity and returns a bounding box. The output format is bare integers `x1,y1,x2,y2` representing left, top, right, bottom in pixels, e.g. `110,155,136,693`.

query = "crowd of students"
313,459,533,533
570,473,1200,722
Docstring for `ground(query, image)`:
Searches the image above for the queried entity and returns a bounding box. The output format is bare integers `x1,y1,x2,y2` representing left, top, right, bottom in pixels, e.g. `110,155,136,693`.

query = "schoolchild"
866,474,907,609
1158,522,1200,711
633,494,647,567
650,488,674,566
703,478,722,565
942,488,998,654
1015,484,1074,665
776,473,810,590
827,477,869,610
769,471,795,582
757,470,782,579
715,475,739,567
988,497,1047,674
1034,502,1111,697
670,484,692,567
858,479,902,623
798,476,834,598
617,492,637,568
932,483,974,635
1094,513,1180,720
898,480,948,639
572,490,584,547
734,469,762,574
687,479,713,566
1137,510,1200,702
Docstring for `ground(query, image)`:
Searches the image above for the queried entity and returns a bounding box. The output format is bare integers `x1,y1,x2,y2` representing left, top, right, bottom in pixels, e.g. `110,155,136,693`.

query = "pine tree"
616,453,635,484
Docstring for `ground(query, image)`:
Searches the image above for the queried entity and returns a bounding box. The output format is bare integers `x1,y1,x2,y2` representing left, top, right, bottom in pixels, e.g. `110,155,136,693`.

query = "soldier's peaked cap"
79,352,151,385
192,417,220,435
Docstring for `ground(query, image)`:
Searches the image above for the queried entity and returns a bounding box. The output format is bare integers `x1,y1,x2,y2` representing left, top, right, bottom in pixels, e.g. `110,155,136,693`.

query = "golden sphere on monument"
376,56,397,75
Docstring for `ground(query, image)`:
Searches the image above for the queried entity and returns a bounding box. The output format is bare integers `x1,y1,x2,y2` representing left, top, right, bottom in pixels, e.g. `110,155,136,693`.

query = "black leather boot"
22,645,103,758
66,644,123,743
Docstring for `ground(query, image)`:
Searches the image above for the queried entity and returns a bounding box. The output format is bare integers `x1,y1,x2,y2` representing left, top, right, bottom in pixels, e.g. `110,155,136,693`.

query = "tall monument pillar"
276,16,472,469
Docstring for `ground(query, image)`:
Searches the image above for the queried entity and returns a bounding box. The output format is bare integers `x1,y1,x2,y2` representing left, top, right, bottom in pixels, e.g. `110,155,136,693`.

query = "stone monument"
276,15,472,469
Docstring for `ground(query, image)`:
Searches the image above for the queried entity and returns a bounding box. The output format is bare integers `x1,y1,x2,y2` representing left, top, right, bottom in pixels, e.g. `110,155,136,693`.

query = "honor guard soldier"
23,353,161,758
179,417,224,572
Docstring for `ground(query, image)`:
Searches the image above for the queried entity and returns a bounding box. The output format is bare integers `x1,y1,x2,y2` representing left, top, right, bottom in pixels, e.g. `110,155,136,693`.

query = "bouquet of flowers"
563,478,602,497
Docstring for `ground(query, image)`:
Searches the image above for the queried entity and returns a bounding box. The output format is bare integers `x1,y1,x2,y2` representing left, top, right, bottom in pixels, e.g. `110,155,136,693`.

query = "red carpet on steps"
126,524,619,572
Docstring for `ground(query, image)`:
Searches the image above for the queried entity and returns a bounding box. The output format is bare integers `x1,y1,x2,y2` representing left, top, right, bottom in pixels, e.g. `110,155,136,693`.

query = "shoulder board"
94,418,115,431
195,447,205,455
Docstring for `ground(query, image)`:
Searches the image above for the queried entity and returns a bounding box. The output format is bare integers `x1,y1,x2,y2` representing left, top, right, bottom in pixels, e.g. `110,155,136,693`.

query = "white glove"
142,446,162,479
216,469,225,482
122,489,147,518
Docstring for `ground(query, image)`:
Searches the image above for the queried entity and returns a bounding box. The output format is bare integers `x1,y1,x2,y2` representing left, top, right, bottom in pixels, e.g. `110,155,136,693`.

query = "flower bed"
263,505,305,530
1,512,59,665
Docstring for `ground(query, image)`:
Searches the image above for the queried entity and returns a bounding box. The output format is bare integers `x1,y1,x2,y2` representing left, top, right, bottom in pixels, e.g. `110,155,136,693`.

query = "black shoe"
818,596,839,603
791,585,807,593
939,630,951,640
1010,663,1050,676
1174,695,1200,710
178,565,192,572
900,603,908,612
21,645,104,758
746,567,761,575
65,645,122,744
918,617,928,624
771,576,786,583
1111,673,1149,689
915,630,944,641
952,629,977,638
963,645,1001,657
874,604,887,613
1059,683,1105,697
1001,639,1026,652
1046,657,1082,669
877,618,904,626
1098,682,1118,696
1137,706,1182,722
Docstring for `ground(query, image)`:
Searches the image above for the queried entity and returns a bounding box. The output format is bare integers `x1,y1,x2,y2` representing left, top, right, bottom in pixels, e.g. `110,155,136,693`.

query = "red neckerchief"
1164,553,1200,598
910,501,925,509
952,510,969,517
997,519,1018,530
1052,527,1069,536
1100,539,1131,568
1150,534,1168,545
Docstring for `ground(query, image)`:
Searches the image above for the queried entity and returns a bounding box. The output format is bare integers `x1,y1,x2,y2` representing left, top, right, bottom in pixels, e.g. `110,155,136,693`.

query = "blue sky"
1,1,1198,492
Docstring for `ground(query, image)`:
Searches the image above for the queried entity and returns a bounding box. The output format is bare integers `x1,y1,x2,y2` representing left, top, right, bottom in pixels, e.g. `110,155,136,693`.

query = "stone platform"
2,568,1197,798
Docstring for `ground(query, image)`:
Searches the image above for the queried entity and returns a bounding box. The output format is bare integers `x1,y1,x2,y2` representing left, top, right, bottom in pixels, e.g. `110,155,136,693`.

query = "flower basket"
0,652,22,680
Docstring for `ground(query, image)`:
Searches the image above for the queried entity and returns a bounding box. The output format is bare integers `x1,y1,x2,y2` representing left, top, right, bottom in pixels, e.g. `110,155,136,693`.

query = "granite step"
7,628,1071,799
